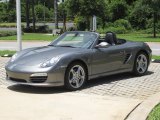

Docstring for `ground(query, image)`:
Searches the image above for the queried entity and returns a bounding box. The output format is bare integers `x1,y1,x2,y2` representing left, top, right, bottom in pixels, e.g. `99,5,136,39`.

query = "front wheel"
64,62,87,90
133,52,149,76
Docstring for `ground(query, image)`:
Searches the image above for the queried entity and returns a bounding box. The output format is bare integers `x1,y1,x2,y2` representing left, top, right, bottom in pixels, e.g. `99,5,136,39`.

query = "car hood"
12,46,86,66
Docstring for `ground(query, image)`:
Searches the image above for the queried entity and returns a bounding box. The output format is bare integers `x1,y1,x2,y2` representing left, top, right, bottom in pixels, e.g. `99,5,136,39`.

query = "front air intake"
30,76,48,83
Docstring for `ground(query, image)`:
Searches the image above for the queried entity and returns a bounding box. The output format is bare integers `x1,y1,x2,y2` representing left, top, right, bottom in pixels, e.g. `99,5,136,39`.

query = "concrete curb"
125,92,160,120
152,59,160,63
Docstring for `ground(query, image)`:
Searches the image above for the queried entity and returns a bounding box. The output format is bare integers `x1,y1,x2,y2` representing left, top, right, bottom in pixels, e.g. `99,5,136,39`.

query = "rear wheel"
133,52,149,76
64,62,87,90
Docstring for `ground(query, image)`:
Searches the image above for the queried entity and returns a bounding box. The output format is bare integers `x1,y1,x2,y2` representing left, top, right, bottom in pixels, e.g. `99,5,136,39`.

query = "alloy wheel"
68,65,85,89
136,54,148,74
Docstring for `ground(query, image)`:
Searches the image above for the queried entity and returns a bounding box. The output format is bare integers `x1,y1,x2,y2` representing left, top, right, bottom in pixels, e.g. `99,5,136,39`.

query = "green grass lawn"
0,33,57,41
117,33,160,42
152,55,160,60
0,50,16,56
0,32,160,42
147,103,160,120
0,22,25,27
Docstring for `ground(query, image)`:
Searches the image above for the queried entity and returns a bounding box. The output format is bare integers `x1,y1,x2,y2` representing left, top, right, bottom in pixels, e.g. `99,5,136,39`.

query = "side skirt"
88,68,133,80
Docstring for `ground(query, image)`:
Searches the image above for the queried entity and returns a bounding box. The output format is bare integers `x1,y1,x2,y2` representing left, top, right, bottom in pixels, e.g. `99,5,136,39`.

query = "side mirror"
95,42,110,48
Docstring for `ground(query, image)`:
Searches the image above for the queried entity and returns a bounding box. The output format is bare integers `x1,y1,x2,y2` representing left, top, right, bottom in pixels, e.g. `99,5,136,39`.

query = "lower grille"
30,76,47,83
9,77,27,83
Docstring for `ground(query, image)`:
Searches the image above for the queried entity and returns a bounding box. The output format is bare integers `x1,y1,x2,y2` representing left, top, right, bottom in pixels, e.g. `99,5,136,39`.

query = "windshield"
49,32,98,48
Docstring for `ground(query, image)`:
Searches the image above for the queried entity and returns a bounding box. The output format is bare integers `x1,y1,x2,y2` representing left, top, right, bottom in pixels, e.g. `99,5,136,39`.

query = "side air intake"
124,53,132,64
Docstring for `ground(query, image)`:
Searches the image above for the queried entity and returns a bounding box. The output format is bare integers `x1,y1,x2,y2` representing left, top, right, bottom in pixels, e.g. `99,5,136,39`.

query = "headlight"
41,57,60,68
10,53,18,62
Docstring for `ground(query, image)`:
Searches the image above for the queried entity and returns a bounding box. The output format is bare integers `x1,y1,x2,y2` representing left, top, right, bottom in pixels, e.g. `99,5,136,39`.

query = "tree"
58,0,67,31
54,0,58,29
125,0,136,5
31,0,36,32
129,0,152,29
26,0,30,29
0,2,8,22
35,4,51,21
109,0,128,22
142,0,160,38
67,0,107,30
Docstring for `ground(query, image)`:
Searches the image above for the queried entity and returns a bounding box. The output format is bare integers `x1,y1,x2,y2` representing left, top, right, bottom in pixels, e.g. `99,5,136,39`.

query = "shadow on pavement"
7,85,68,94
7,71,154,94
84,71,154,89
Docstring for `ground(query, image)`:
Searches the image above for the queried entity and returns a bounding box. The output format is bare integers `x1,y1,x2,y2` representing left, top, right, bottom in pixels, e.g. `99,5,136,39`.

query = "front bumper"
5,67,66,87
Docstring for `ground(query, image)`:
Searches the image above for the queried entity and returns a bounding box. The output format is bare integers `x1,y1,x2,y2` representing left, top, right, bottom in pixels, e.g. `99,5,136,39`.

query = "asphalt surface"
0,41,159,55
0,22,74,31
0,41,50,51
147,42,160,55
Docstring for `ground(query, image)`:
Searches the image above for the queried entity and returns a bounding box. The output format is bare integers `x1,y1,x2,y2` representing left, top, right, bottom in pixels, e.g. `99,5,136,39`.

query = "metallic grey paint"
5,31,152,87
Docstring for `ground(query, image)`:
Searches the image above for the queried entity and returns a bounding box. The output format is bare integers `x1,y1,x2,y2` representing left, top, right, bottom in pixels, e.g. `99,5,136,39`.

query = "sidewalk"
0,41,50,50
146,42,160,56
0,87,141,120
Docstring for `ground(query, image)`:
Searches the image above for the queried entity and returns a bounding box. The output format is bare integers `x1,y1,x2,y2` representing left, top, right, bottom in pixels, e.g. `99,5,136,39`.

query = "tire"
133,52,149,76
64,62,87,90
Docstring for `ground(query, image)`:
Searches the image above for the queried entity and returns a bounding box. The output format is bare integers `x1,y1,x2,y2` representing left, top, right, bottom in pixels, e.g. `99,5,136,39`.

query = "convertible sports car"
5,31,152,90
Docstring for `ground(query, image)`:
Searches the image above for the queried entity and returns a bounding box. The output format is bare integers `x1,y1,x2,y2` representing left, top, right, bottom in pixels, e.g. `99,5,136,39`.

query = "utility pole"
16,0,22,51
54,0,58,29
92,15,97,32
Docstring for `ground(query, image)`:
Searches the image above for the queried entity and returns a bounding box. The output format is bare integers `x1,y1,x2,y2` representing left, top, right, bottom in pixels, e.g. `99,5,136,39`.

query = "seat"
105,32,117,45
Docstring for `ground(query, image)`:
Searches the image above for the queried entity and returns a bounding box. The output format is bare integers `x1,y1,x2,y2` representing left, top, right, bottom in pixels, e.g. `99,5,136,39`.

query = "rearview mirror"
95,42,110,48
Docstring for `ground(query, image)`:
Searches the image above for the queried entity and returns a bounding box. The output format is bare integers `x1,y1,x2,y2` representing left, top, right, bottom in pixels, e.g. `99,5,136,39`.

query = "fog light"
31,73,47,77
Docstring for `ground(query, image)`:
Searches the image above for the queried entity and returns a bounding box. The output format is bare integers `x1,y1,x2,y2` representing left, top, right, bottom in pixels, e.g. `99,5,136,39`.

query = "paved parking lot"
1,57,160,100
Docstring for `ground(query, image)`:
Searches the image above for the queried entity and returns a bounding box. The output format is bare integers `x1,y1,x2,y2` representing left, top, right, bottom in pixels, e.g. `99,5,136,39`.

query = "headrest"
105,32,117,45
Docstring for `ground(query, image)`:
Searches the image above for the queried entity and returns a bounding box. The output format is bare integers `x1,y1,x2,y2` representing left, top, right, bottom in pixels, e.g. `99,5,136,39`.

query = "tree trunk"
62,0,66,31
63,14,66,32
31,0,36,32
153,12,156,38
26,0,30,29
86,17,90,31
54,0,58,29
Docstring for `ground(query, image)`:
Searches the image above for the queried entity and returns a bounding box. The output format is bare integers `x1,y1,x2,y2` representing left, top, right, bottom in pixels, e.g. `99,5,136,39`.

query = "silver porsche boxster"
5,31,152,90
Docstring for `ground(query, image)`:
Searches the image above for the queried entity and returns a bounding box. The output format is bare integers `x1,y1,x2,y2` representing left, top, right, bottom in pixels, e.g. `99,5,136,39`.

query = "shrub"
67,27,77,31
109,0,129,21
114,19,132,30
0,50,16,57
23,25,50,33
146,19,160,32
74,16,87,31
36,25,50,33
97,26,127,34
141,28,160,34
0,23,25,28
0,31,17,37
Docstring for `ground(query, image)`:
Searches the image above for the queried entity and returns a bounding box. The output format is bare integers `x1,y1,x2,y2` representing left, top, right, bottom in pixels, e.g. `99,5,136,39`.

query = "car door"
91,44,127,75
